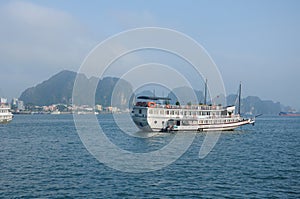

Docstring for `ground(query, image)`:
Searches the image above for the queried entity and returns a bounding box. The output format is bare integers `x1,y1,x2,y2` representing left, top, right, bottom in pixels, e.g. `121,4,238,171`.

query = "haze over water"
0,1,299,110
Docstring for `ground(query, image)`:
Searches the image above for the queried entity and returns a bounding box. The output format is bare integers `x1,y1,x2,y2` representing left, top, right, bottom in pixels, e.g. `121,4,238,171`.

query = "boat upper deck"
134,101,226,111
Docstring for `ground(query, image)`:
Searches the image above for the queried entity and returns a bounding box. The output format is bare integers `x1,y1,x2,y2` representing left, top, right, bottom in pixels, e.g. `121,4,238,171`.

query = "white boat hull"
132,85,254,132
131,105,255,132
174,119,254,132
0,118,13,124
0,105,13,124
132,115,253,132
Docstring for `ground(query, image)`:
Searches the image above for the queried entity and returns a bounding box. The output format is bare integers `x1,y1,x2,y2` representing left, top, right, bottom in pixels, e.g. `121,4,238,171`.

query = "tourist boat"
0,104,13,124
131,83,255,132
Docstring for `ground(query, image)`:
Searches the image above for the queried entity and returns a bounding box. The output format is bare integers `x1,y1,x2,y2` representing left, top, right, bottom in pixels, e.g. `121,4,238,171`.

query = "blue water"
1,114,299,198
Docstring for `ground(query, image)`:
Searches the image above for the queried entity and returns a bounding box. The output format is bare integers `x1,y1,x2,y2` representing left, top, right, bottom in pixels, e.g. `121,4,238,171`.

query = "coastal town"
1,97,127,115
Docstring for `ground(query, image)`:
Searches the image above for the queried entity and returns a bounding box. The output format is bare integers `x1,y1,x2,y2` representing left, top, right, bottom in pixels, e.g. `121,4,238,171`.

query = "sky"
0,0,299,110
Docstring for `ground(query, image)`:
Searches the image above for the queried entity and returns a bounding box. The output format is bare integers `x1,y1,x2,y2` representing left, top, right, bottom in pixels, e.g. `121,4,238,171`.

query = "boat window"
149,110,153,114
171,110,174,115
139,109,142,114
160,110,164,115
166,110,169,115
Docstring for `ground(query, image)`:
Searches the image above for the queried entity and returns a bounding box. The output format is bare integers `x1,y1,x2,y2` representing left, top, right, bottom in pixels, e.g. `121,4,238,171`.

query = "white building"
11,98,25,110
17,100,25,110
0,98,8,104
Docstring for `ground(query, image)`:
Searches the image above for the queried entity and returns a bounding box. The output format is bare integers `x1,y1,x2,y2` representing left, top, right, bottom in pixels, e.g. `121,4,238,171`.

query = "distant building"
17,100,25,110
11,98,25,110
0,98,8,104
11,98,18,107
105,106,119,113
95,104,102,112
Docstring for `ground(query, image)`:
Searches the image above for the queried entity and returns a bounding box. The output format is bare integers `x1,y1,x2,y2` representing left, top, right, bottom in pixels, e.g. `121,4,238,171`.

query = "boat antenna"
238,81,241,115
204,79,208,105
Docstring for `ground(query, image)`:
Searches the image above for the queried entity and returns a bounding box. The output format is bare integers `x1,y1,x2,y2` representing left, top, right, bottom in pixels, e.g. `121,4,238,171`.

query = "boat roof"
137,96,171,101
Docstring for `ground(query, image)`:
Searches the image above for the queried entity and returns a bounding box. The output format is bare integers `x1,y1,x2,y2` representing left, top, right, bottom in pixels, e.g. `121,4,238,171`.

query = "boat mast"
238,82,241,115
204,79,207,105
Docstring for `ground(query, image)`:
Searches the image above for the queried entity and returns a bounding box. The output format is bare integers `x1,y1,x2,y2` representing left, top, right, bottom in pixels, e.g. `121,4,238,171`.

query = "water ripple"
0,115,299,198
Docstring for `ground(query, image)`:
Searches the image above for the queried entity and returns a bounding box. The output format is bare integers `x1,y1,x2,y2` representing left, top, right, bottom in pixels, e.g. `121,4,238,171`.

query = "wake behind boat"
131,83,255,132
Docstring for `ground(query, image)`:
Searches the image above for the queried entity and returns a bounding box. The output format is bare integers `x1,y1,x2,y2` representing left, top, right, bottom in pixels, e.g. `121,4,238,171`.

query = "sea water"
0,114,299,198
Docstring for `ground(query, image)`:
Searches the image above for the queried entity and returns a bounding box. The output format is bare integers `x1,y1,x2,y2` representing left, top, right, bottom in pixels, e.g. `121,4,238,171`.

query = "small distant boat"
50,110,61,115
279,111,300,116
0,104,13,124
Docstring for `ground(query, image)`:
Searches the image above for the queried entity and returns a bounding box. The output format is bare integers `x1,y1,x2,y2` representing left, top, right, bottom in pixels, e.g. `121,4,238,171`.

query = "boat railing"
135,103,223,110
146,111,241,120
0,104,10,109
175,115,241,119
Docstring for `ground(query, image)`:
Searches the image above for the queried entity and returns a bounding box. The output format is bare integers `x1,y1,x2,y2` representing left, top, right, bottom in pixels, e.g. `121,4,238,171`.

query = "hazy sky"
0,0,299,110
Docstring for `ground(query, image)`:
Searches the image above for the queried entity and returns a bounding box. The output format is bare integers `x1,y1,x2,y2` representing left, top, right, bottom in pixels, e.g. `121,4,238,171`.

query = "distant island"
14,70,293,115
